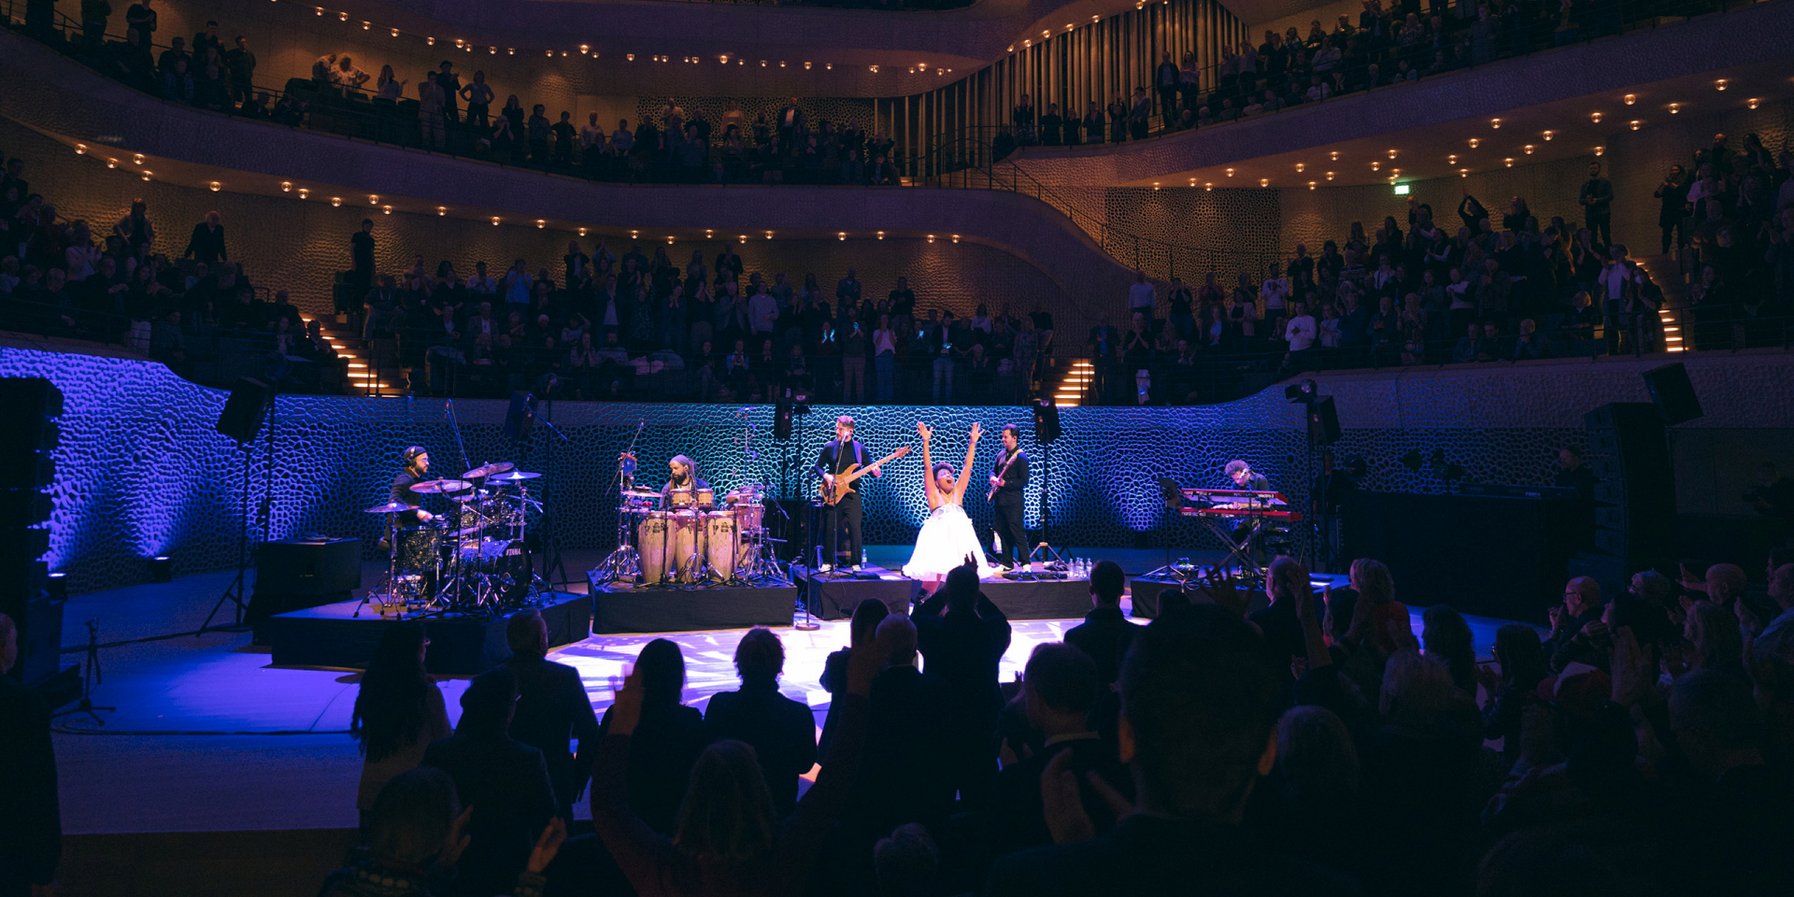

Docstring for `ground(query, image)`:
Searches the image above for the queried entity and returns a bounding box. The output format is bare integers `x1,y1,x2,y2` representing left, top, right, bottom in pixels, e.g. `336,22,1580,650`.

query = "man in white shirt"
1127,270,1157,321
1596,244,1640,354
1284,301,1317,352
747,286,779,343
466,260,498,295
1259,262,1291,327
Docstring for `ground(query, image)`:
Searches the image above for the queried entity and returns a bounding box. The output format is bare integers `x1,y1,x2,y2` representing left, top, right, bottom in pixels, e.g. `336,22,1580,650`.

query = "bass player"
813,415,880,572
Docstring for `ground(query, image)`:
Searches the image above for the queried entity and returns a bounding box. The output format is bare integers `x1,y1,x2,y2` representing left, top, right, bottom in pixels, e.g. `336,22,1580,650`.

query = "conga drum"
666,511,700,582
638,511,670,584
695,486,716,510
703,510,738,582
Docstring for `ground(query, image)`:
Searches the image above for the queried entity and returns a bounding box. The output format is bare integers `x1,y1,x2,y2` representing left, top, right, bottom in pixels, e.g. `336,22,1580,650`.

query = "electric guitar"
987,447,1023,501
818,446,912,506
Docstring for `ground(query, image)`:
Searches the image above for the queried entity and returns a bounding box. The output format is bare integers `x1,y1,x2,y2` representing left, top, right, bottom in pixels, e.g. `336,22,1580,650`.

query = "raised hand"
917,421,932,441
969,421,982,442
440,805,474,868
607,666,645,735
525,817,568,875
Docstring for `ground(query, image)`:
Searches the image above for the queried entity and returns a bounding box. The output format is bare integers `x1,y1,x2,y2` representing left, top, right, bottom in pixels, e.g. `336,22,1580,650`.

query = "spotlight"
1284,379,1318,404
46,572,69,602
149,556,174,583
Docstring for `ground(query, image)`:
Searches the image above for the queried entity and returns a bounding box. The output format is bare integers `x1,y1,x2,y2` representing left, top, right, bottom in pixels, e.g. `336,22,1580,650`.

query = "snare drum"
638,511,698,584
703,510,738,582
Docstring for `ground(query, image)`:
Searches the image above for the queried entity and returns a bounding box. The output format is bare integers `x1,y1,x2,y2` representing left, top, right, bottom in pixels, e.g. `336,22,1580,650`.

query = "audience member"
352,622,452,820
596,638,706,835
702,627,819,817
503,609,600,820
0,613,60,897
915,562,1014,808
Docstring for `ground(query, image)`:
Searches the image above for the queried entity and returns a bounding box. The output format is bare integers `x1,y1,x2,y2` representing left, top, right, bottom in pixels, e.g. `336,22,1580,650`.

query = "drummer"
659,454,710,511
392,446,435,525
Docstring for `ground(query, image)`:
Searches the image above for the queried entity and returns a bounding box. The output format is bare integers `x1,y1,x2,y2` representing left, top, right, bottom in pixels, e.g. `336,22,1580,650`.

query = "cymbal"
622,489,661,500
363,501,413,514
463,461,515,480
489,471,542,483
409,478,472,495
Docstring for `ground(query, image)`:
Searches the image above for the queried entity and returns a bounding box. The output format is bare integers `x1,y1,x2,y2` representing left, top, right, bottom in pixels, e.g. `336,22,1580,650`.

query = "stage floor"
44,545,1529,840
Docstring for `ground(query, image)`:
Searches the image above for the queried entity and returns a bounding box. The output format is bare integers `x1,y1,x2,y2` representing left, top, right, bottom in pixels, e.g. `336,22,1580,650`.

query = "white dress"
903,500,998,580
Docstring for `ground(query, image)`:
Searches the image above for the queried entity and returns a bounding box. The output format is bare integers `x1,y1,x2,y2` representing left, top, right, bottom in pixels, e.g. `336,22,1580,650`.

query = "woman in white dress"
903,421,998,589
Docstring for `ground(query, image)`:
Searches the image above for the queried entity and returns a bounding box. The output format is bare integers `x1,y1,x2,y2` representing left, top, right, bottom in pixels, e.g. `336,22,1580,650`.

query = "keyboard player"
1221,459,1280,567
1224,459,1270,493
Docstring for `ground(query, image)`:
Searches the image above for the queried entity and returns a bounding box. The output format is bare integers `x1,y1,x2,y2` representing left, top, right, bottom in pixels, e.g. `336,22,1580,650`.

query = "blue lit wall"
5,346,1788,592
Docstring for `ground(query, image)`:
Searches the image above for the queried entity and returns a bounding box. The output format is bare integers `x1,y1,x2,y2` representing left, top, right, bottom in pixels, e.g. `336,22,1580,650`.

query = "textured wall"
6,345,1789,593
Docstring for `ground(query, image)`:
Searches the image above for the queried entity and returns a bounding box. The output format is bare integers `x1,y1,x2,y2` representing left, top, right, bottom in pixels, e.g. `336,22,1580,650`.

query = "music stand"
1143,477,1187,579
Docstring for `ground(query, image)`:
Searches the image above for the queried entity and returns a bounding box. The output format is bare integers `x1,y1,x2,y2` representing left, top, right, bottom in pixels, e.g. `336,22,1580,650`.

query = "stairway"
301,314,403,394
1052,359,1094,407
1634,253,1688,354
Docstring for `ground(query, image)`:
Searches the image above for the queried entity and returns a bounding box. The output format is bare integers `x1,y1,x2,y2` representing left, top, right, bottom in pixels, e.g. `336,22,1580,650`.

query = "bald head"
1565,577,1602,616
1706,564,1748,605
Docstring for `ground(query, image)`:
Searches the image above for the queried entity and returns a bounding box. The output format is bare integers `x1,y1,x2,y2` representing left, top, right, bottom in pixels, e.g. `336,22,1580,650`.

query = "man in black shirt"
391,445,435,527
224,36,257,106
1580,161,1615,246
504,609,600,820
813,416,879,572
181,211,226,264
348,218,376,309
988,424,1030,570
1554,446,1597,500
1063,560,1138,688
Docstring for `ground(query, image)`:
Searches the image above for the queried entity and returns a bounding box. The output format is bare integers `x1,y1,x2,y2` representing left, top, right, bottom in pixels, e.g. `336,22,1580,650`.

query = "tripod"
202,396,273,634
52,620,115,726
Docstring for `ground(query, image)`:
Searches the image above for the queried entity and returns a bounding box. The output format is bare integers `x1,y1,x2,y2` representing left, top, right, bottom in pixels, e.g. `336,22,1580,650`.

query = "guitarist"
813,415,879,572
988,424,1030,571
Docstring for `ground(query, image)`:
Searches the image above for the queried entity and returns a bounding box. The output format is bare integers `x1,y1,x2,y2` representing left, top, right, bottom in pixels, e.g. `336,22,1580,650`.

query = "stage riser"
260,591,591,675
590,581,799,634
798,567,1093,621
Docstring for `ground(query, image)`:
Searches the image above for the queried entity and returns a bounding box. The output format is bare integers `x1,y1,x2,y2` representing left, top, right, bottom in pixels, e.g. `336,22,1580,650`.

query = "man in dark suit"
984,606,1357,896
986,643,1130,860
1063,560,1139,688
859,615,955,833
0,613,59,897
504,609,600,820
812,415,880,572
916,564,1012,809
422,669,556,897
703,627,818,817
988,424,1030,570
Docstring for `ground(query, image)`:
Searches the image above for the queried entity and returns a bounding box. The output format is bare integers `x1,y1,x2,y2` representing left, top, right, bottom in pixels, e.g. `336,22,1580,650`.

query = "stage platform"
588,576,800,633
260,590,591,675
794,564,1093,621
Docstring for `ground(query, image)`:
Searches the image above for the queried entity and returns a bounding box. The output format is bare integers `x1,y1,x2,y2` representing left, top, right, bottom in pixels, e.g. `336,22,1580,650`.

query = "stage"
259,590,592,675
794,564,1094,621
588,576,800,634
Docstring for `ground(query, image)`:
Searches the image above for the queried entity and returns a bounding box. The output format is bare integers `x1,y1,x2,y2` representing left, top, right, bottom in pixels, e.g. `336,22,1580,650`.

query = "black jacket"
990,447,1029,503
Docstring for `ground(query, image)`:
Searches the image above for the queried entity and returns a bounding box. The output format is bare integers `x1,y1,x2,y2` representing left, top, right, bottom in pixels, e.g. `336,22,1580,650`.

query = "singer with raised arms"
903,421,997,589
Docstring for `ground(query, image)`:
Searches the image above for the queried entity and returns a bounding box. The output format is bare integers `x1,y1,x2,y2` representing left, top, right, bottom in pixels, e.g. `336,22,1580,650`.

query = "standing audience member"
915,562,1013,809
703,627,819,817
596,638,707,835
503,609,600,821
352,623,452,822
1062,560,1138,687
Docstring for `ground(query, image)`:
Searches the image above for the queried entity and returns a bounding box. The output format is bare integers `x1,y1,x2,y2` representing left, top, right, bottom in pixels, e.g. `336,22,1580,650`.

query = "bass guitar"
818,446,912,506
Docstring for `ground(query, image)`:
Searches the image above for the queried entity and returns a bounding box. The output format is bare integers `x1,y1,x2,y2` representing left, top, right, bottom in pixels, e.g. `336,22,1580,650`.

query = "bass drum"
456,538,534,605
394,525,442,575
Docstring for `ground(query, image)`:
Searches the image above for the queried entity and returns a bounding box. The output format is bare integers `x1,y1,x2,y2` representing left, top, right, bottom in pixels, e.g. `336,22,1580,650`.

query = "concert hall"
4,0,1794,893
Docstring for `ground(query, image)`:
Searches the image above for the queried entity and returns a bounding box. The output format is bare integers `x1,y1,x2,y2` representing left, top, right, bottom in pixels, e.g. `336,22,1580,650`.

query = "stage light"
149,556,174,583
46,572,68,602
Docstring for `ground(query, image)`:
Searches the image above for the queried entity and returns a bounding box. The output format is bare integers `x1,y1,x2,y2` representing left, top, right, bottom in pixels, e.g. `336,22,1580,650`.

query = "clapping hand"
440,806,474,868
1040,749,1132,845
525,817,568,875
1186,567,1250,618
607,666,645,735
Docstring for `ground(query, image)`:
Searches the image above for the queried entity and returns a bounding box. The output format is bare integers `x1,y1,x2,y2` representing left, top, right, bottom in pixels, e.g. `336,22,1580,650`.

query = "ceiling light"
1504,157,1514,167
1668,103,1680,115
1329,151,1340,161
951,235,960,244
1294,163,1306,172
1467,138,1481,149
382,205,393,215
1591,111,1603,123
367,194,380,204
577,227,588,237
1748,97,1760,109
1224,167,1235,177
1489,118,1501,129
139,170,152,181
1629,119,1642,130
491,216,501,226
1523,144,1535,155
1623,93,1636,105
1542,130,1554,141
738,234,747,244
764,230,774,240
1308,181,1316,190
436,206,447,216
132,153,144,164
1325,172,1335,181
208,181,221,191
536,219,546,229
73,143,86,154
1458,168,1469,178
1386,148,1398,159
926,234,936,243
837,231,847,241
330,196,342,207
876,231,885,240
1714,79,1728,91
280,181,292,192
297,188,309,199
105,158,117,168
1259,178,1270,187
1204,183,1213,191
1593,145,1605,156
1369,161,1380,171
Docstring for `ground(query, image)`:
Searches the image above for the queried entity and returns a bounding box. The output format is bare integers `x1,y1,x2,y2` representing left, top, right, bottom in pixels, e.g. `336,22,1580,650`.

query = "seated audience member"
503,609,600,820
1248,705,1365,876
1477,623,1550,770
703,627,819,817
984,606,1357,895
422,669,556,896
0,612,60,897
1062,559,1139,687
850,613,957,848
986,644,1129,857
1420,604,1478,695
320,767,565,897
591,628,878,897
353,623,452,821
1329,557,1409,657
915,562,1014,808
1545,576,1604,673
597,638,708,835
1250,555,1317,669
819,598,889,753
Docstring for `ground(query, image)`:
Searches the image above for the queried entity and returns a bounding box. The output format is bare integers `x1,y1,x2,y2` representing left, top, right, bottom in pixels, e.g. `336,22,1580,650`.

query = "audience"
595,638,706,835
915,562,1013,809
0,612,61,897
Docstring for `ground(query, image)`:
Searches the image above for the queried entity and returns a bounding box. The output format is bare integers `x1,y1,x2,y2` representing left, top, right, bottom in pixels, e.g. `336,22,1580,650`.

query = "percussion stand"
354,513,403,618
533,412,573,591
687,507,716,587
593,428,646,584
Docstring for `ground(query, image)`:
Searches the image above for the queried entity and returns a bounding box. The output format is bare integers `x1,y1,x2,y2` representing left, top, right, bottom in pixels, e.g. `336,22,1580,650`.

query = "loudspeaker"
1582,403,1674,562
1643,363,1702,425
773,401,794,441
0,378,64,691
1307,396,1341,445
1032,397,1061,444
216,378,272,443
248,537,364,626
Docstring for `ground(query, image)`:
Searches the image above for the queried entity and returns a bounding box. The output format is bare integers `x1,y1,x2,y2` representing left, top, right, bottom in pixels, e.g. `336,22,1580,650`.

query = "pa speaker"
216,378,272,443
774,401,794,441
1307,396,1341,445
1643,363,1702,425
1032,397,1061,444
503,392,538,441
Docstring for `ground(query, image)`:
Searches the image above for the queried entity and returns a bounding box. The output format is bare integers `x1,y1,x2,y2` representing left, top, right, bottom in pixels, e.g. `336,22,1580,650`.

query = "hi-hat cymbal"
489,471,542,483
409,478,473,494
363,501,413,514
622,488,661,499
463,461,515,480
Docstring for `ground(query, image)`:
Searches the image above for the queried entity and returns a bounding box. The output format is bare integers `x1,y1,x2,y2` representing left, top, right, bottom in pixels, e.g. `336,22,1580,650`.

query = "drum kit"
591,455,788,588
362,460,546,616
